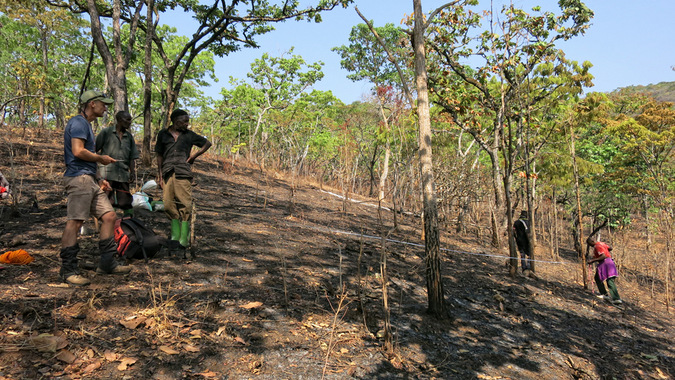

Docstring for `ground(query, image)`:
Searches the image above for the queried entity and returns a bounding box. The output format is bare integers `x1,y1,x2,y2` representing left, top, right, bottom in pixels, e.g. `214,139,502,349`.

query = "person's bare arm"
587,252,607,264
72,138,116,165
72,138,114,190
187,140,212,164
157,155,164,189
129,159,136,183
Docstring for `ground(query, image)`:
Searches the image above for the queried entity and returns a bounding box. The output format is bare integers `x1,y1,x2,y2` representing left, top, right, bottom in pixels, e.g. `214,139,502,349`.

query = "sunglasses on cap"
81,90,114,104
91,94,112,103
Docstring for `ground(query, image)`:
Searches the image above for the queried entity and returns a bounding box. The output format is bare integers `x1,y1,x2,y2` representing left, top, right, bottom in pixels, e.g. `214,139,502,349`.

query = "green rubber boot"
170,219,180,241
179,221,190,248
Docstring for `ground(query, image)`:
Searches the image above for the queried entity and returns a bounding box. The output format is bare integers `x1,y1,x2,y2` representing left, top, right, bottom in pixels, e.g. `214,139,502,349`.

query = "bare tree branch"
354,6,415,109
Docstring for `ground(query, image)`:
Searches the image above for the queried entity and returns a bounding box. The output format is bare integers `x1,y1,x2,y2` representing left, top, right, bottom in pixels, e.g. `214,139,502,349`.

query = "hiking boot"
60,244,80,273
98,236,130,274
79,258,97,270
96,264,132,275
611,299,623,305
63,274,91,286
60,244,87,284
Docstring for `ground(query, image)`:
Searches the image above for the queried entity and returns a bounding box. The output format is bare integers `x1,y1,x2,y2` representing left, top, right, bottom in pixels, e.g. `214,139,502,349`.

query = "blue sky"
168,0,675,104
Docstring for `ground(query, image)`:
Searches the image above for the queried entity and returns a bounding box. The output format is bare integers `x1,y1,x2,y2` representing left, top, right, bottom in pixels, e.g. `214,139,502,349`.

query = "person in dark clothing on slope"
513,210,533,276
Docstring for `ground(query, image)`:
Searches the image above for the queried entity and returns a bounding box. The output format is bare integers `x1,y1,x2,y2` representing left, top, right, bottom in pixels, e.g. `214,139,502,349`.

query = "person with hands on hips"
155,108,211,249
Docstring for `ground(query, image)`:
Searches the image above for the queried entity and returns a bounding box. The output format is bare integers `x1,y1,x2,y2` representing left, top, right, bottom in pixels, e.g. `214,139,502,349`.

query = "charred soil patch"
0,133,673,379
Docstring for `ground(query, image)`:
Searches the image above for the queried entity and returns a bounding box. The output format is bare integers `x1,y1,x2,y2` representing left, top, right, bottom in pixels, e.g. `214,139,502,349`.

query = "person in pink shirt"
587,237,622,304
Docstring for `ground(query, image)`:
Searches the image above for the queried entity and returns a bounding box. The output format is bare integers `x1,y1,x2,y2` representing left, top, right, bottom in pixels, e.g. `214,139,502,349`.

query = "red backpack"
114,217,162,260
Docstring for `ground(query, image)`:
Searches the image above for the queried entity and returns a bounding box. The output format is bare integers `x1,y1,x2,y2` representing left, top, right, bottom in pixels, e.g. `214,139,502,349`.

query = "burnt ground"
0,133,673,380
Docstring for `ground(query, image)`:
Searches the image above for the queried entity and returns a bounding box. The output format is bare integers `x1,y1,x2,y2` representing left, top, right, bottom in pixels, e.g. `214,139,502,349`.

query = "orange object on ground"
0,249,34,265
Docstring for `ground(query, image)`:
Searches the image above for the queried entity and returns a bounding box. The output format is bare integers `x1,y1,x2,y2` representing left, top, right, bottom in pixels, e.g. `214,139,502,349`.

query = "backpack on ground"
114,217,162,260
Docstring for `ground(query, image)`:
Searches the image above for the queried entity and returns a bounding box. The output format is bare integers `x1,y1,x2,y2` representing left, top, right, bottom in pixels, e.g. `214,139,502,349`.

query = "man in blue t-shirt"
60,90,131,286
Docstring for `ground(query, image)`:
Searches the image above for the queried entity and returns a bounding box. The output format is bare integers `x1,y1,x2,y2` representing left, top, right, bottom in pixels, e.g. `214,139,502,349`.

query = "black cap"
170,108,189,121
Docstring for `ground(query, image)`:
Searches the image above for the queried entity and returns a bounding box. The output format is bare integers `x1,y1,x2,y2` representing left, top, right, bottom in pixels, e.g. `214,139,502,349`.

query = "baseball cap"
80,90,113,104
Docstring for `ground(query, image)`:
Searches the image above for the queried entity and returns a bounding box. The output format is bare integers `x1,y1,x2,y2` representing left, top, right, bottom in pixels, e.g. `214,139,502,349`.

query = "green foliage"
155,0,353,58
248,47,325,108
1,0,669,240
231,142,246,154
201,49,330,163
332,23,412,91
422,0,595,232
0,3,90,124
125,24,217,124
605,100,675,209
565,91,675,228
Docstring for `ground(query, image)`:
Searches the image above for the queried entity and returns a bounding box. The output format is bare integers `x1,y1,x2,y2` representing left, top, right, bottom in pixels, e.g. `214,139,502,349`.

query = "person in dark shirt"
513,210,533,275
95,111,139,217
60,90,131,286
155,108,211,248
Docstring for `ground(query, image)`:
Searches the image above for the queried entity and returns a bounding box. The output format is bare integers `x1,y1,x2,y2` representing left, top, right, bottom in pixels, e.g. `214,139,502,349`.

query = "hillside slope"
0,131,673,379
612,81,675,103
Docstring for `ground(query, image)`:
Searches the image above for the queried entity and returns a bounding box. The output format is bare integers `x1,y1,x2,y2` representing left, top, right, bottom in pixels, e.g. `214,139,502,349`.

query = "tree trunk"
377,100,391,202
504,163,517,277
413,0,446,317
487,148,504,249
86,0,143,114
141,0,155,167
380,228,393,353
112,0,129,112
569,126,587,289
524,124,535,273
368,146,379,197
552,188,559,260
644,195,652,257
39,27,48,131
86,0,116,104
664,211,672,312
499,99,517,276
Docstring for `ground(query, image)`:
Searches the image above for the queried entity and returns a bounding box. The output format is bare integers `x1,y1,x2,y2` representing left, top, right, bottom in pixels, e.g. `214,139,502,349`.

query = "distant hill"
611,81,675,104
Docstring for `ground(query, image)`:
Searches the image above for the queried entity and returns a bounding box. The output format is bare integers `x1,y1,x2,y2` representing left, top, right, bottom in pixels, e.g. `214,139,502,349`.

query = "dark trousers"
516,239,531,271
595,271,621,301
107,181,133,210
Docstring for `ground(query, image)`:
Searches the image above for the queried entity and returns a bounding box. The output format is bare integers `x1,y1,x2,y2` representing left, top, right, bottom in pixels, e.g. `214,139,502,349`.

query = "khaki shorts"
64,175,114,221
